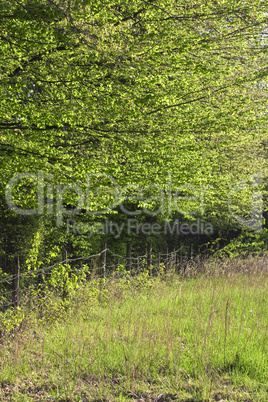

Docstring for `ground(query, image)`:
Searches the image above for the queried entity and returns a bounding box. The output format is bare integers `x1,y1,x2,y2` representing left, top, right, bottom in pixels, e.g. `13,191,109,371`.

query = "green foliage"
48,262,83,297
0,0,268,299
214,229,268,258
0,0,267,227
0,307,25,334
26,231,42,272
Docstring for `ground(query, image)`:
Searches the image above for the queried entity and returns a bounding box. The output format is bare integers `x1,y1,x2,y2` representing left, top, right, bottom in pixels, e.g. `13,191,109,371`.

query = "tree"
0,0,267,272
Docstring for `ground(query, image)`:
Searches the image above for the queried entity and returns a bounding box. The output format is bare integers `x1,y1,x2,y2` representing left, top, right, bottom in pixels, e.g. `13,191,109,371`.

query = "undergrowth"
0,255,268,401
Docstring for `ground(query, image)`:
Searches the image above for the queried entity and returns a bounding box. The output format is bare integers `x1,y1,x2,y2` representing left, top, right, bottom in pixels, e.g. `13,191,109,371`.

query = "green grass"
0,257,268,401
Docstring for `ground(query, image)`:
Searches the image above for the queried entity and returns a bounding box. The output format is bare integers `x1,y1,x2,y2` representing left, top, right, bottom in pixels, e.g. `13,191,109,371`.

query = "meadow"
0,255,267,401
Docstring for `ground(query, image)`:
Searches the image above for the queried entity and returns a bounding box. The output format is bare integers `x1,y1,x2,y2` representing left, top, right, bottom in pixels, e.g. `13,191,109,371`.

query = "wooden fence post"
179,241,182,265
136,256,140,274
147,241,152,275
173,249,177,271
126,242,132,272
12,254,20,309
158,252,161,270
164,241,168,272
62,249,68,266
62,249,68,298
101,243,107,277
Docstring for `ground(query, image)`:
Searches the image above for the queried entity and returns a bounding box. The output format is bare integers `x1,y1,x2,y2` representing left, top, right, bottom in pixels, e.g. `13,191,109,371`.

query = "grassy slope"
0,257,268,401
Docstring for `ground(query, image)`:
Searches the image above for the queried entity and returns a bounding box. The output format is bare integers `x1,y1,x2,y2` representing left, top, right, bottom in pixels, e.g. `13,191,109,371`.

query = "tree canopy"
0,0,268,267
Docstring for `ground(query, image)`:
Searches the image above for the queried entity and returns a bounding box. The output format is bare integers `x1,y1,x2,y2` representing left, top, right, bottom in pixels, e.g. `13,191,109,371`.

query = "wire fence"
0,245,197,311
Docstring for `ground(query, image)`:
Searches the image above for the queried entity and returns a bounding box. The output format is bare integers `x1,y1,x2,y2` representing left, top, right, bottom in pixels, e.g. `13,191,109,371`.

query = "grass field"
0,256,268,401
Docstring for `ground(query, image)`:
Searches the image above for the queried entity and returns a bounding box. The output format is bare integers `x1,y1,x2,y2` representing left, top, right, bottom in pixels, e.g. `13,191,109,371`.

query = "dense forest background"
1,0,268,279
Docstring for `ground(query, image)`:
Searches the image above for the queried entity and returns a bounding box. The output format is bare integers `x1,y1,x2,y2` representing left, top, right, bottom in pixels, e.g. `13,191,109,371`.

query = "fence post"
179,241,182,265
164,242,168,272
62,249,68,298
158,252,161,270
136,256,140,274
62,249,68,266
147,241,152,275
12,254,20,309
173,249,177,271
126,242,132,272
101,243,107,277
